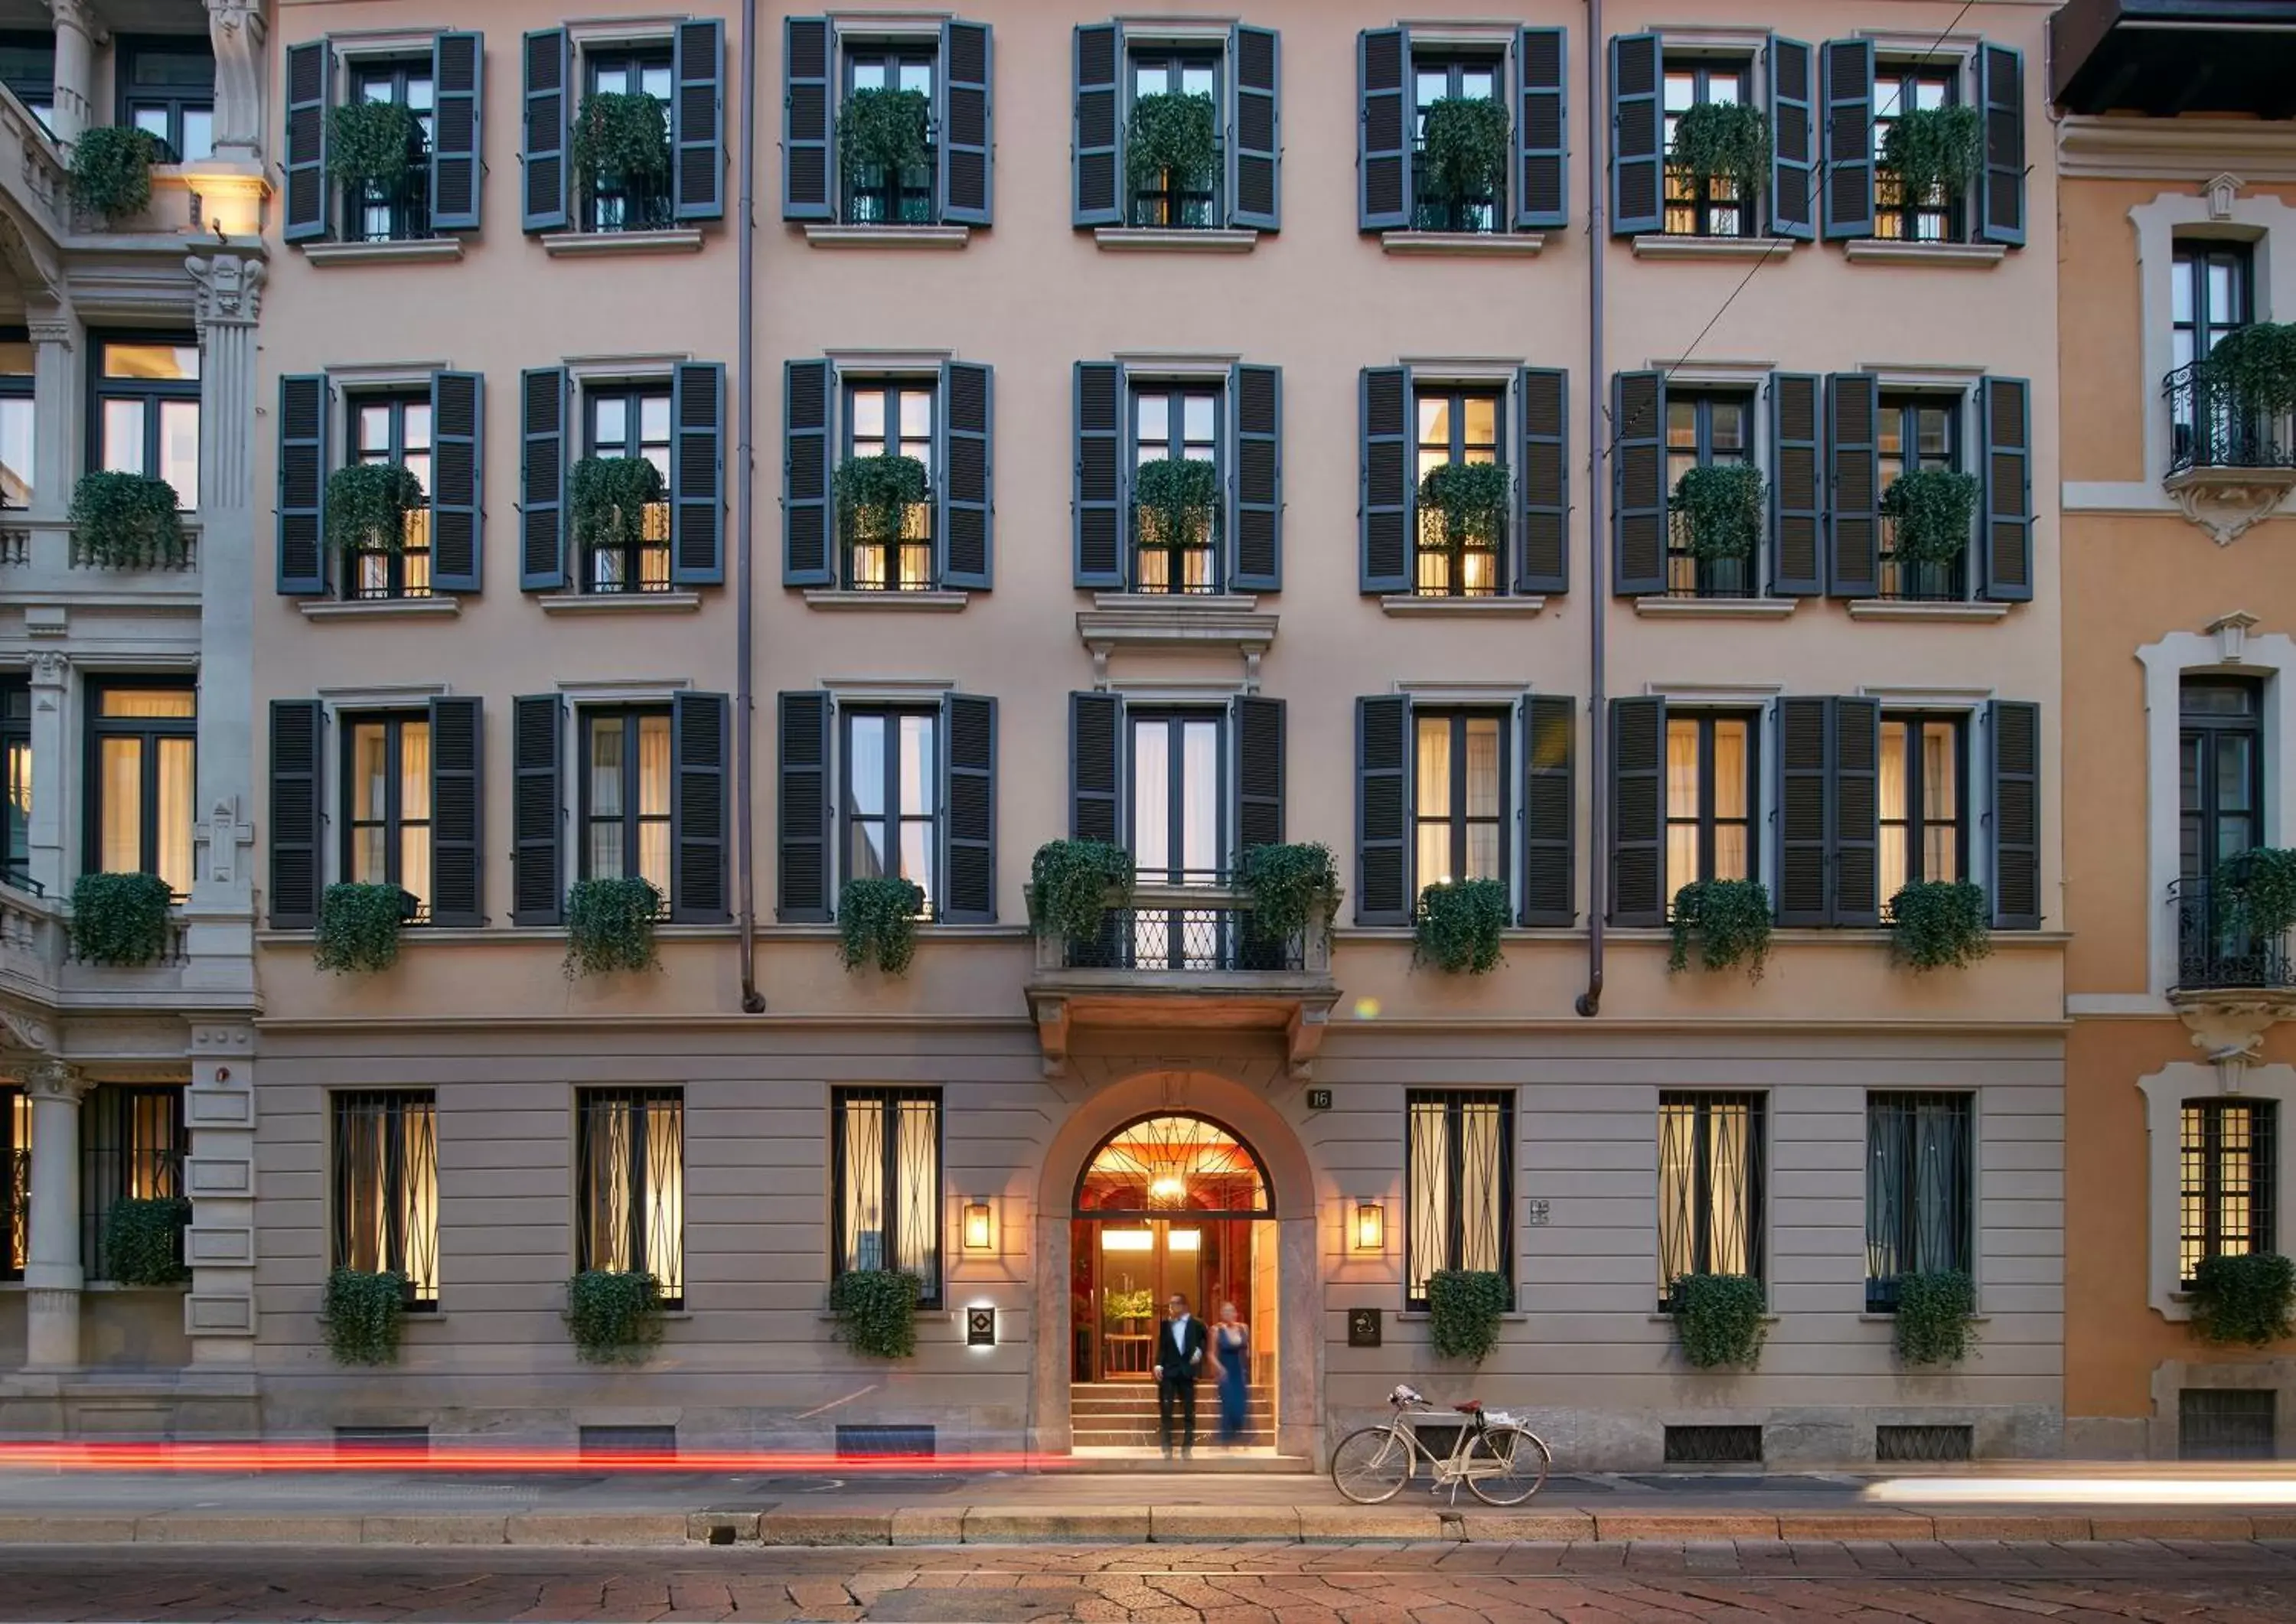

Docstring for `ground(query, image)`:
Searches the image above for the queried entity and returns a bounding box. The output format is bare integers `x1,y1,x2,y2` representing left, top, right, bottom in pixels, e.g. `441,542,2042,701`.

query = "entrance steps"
1069,1381,1274,1450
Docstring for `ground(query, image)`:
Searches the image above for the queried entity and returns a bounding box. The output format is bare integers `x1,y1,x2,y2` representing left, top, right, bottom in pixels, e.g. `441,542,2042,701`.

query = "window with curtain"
332,1091,439,1305
1658,1091,1764,1308
580,707,672,899
2,677,28,889
1876,395,1964,602
344,714,431,919
1131,383,1220,594
1665,713,1756,908
843,379,935,591
1864,1092,1973,1309
2,1084,27,1280
93,338,200,510
582,385,673,593
1414,710,1508,890
576,1088,684,1307
81,1084,185,1280
1665,392,1756,598
1413,386,1503,598
832,1086,941,1306
86,681,196,898
347,393,432,600
1405,1090,1513,1309
2183,1099,2276,1286
1880,713,1965,911
843,707,936,915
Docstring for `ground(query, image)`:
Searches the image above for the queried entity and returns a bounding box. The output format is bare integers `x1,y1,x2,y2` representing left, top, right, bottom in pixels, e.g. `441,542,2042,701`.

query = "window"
81,1084,184,1281
119,37,216,164
576,1088,684,1307
1665,392,1756,598
0,330,32,510
1880,713,1966,908
1663,59,1751,237
580,708,670,901
332,1091,439,1306
843,43,934,224
1130,47,1220,228
1865,1093,1973,1310
3,1084,27,1280
843,380,934,591
1877,394,1964,600
2172,240,2256,468
1414,386,1503,597
2,678,28,889
1132,383,1219,593
2182,1099,2276,1286
1415,711,1507,890
1404,1091,1513,1309
2180,678,2263,882
1872,67,1958,242
1658,1092,1764,1307
343,715,431,922
1411,54,1503,231
1665,713,1757,907
346,394,432,599
843,708,935,915
1131,711,1222,885
342,59,433,242
833,1086,941,1306
582,386,672,593
584,47,674,232
0,33,54,129
93,338,199,510
86,680,195,898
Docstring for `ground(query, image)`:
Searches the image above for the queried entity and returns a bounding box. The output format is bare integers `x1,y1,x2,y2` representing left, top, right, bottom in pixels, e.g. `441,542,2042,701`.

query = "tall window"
1880,713,1965,909
347,393,431,599
833,1086,941,1306
342,59,432,240
81,1084,184,1280
93,338,200,510
1872,67,1957,242
1131,711,1221,885
844,708,935,915
1411,54,1503,231
2182,1099,2276,1286
1865,1093,1972,1309
1414,386,1503,598
1663,59,1751,237
1129,49,1221,227
2,1084,27,1281
844,44,934,223
333,1091,439,1306
120,38,215,163
1877,396,1963,600
0,330,32,510
1665,713,1756,907
2173,241,2255,468
2,678,28,889
585,47,673,231
1405,1090,1513,1309
2181,678,2263,882
845,380,934,591
581,708,670,899
583,386,671,593
1133,383,1219,594
86,681,195,897
576,1088,684,1307
344,715,431,922
1665,392,1756,597
0,33,55,128
1658,1092,1764,1307
1415,711,1507,890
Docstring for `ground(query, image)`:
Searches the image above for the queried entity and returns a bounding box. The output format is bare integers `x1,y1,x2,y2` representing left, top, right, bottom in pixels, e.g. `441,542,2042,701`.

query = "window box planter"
1414,879,1508,976
1668,880,1773,981
68,872,174,967
68,472,186,571
1671,1272,1766,1368
563,878,664,979
103,1196,190,1286
68,127,161,223
830,1267,922,1358
323,1267,412,1366
315,883,416,975
566,1269,667,1365
839,876,925,976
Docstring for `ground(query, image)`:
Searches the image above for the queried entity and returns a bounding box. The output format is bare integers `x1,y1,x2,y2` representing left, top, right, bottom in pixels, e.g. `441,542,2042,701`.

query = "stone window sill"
1379,230,1544,257
1631,235,1801,261
1843,239,2007,268
298,595,462,621
1094,227,1257,254
540,228,704,259
1633,595,1797,619
1846,599,2012,622
803,224,970,250
801,589,969,611
1380,594,1547,618
536,591,702,615
302,238,464,266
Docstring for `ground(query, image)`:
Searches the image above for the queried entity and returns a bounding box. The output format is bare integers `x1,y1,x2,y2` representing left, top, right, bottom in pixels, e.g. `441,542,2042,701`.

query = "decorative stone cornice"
184,251,264,329
0,1006,54,1056
2059,115,2296,183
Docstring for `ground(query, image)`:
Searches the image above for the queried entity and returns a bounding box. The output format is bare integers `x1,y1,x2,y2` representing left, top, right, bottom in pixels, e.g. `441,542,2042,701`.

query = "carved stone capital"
23,1057,83,1101
24,318,72,348
184,251,266,330
25,648,67,688
49,0,105,45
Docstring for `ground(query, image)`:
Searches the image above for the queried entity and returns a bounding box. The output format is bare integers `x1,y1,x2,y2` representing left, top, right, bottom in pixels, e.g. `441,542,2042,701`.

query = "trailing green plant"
830,1267,921,1358
1027,840,1135,944
2219,846,2296,940
325,462,425,556
1413,879,1509,975
570,92,671,197
325,99,423,187
1126,90,1218,191
68,126,161,220
1880,468,1978,566
569,455,667,557
2195,322,2296,419
1668,101,1771,201
839,86,931,178
1238,842,1341,942
1881,103,1984,202
1103,1286,1156,1326
563,876,662,979
1668,879,1773,982
1418,461,1511,545
70,871,174,966
1889,879,1993,972
67,471,185,569
323,1267,409,1365
1426,1269,1509,1362
103,1196,189,1286
1671,1272,1768,1368
2190,1251,2296,1348
1131,455,1221,549
1417,96,1511,207
834,453,929,549
1671,465,1766,563
565,1269,666,1364
839,876,925,975
315,883,410,975
1893,1269,1979,1365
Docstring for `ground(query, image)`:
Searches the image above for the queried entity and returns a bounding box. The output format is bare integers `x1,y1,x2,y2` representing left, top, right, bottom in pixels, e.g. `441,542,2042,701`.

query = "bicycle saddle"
1453,1401,1482,1414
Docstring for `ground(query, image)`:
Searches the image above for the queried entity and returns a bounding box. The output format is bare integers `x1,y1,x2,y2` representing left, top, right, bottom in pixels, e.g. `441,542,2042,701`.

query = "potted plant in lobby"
323,1267,412,1365
67,126,161,221
1880,103,1984,215
563,877,663,979
1668,879,1773,982
1416,96,1511,226
67,471,185,569
1427,1269,1508,1363
1027,840,1135,949
103,1195,190,1286
315,883,415,975
1671,1272,1767,1368
2188,1251,2296,1347
1413,879,1508,975
1888,879,1992,972
1667,101,1771,214
68,871,174,966
1891,1269,1979,1365
830,1267,921,1359
838,876,925,976
565,1269,667,1364
325,462,426,559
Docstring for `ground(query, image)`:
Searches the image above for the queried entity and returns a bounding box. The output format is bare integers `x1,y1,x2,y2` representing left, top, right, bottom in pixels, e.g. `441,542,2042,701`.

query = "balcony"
2053,0,2296,118
0,517,200,603
2172,869,2294,994
0,880,194,1013
2159,363,2296,543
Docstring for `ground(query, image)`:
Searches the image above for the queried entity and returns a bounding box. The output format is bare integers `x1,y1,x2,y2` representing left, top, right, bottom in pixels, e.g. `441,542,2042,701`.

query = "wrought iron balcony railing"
2164,361,2296,475
2171,863,2295,995
1033,880,1322,976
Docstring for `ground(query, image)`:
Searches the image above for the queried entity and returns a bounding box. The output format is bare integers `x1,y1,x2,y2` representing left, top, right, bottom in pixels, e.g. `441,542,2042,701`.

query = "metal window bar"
80,1084,185,1281
2181,1098,2276,1286
576,1088,684,1306
2164,360,2294,474
833,1087,942,1306
589,173,675,234
1663,510,1756,599
2171,860,2296,993
2,1086,25,1280
331,1091,439,1304
1864,1092,1973,1309
350,163,434,243
1404,1090,1514,1308
1658,1092,1766,1307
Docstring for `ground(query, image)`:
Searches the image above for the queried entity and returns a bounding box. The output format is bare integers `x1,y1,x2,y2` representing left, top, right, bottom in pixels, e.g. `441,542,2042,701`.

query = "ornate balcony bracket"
2170,988,2296,1078
2163,465,2296,546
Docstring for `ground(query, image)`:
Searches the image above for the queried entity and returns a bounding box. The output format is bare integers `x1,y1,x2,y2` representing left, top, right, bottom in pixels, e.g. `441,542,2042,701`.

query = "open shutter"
1514,27,1567,230
283,40,330,243
1234,696,1286,858
1360,367,1411,593
428,696,483,928
1825,372,1879,597
781,16,832,220
1356,696,1411,926
266,701,323,929
1988,699,2040,929
518,367,566,592
673,18,724,222
1776,696,1831,926
1821,38,1874,240
1516,367,1568,594
1069,692,1124,843
1231,364,1281,592
783,358,834,587
429,32,482,232
1074,23,1120,228
941,693,996,923
1832,696,1880,927
1978,44,2026,247
1229,24,1280,231
1769,372,1822,595
670,691,728,923
276,373,328,595
1612,370,1665,597
940,360,993,590
1521,693,1574,927
1981,376,2033,602
1768,36,1814,240
1609,33,1662,237
941,20,993,227
1609,697,1665,926
1358,28,1408,232
671,361,725,585
1074,361,1124,589
511,695,563,927
777,692,832,922
429,370,482,594
520,28,569,233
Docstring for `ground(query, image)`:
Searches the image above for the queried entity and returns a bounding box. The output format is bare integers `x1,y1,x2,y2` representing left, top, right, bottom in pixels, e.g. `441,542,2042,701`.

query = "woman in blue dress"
1211,1301,1250,1446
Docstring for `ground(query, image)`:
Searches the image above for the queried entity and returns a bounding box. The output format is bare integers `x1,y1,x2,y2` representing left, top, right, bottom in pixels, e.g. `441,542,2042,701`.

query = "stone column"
202,0,268,166
25,311,77,523
23,651,70,900
46,0,102,148
23,1058,85,1371
183,1024,256,1371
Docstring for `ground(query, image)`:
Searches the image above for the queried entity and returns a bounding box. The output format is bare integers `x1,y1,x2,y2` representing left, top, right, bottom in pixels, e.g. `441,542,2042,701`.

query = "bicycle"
1329,1384,1552,1506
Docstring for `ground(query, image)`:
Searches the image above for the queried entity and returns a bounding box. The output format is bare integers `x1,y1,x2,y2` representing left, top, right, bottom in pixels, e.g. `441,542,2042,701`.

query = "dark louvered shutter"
941,693,996,923
1229,24,1280,231
777,693,831,922
673,19,724,221
1978,44,2025,247
267,701,323,928
428,696,483,928
1769,372,1821,595
283,40,330,243
783,358,833,587
1768,36,1813,240
518,367,566,591
1231,364,1281,592
940,360,993,590
1074,361,1123,589
430,33,482,231
1360,367,1410,593
1074,24,1120,227
1826,372,1879,597
1522,694,1574,927
1776,696,1831,926
1989,699,2040,928
1612,370,1665,597
1358,28,1408,232
1234,696,1285,858
276,373,328,595
1070,692,1123,843
671,361,724,585
1609,697,1665,926
511,695,563,927
1609,34,1662,236
520,28,569,233
941,20,992,227
781,17,832,220
1515,27,1566,230
671,692,728,923
1821,39,1873,240
1981,376,2033,602
1833,696,1880,927
429,370,482,593
1356,696,1410,925
1517,367,1568,595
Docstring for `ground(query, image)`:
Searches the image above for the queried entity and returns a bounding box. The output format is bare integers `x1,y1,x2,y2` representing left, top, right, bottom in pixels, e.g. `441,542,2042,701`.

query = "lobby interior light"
961,1201,994,1252
1353,1201,1386,1253
1150,1174,1188,1205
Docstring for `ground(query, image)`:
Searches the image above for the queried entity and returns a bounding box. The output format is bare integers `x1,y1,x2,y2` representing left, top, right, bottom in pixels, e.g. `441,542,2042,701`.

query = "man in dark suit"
1155,1293,1208,1459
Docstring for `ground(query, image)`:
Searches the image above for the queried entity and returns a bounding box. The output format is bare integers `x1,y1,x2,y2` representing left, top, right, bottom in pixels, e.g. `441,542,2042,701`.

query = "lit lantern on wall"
1352,1200,1386,1254
961,1201,995,1253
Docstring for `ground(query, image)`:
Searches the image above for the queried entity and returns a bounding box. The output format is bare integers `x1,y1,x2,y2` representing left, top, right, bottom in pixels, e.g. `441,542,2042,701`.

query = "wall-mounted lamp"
961,1201,995,1253
1352,1200,1386,1254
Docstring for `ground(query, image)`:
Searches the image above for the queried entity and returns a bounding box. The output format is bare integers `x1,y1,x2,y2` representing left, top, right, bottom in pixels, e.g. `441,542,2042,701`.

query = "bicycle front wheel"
1465,1426,1552,1505
1331,1425,1415,1505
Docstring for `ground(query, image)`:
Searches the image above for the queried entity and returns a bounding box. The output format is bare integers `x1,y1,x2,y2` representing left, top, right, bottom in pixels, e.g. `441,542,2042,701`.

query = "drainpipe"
1575,0,1607,1019
736,0,767,1014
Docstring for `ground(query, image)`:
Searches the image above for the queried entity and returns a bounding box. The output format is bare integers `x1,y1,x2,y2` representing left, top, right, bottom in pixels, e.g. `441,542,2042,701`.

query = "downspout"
1575,0,1607,1018
737,0,767,1014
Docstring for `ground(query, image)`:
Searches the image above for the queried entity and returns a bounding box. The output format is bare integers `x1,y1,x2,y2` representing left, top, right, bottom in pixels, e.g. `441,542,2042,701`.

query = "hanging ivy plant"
830,1268,921,1359
104,1196,190,1286
1426,1270,1508,1362
569,456,666,557
325,99,423,188
1880,468,1979,566
1028,840,1135,944
1417,97,1511,207
1671,465,1766,563
68,126,161,220
1668,879,1773,982
68,471,185,570
835,453,930,549
1889,880,1993,972
1131,456,1222,550
563,877,663,979
1882,104,1985,202
1893,1270,1979,1365
2196,322,2296,419
2189,1251,2296,1347
1418,461,1511,544
1238,843,1341,942
325,462,424,557
565,1269,666,1364
1672,1273,1767,1368
1668,103,1772,200
1126,91,1218,191
323,1268,410,1365
1414,879,1509,975
838,876,925,975
315,883,411,975
2220,847,2296,940
70,872,174,966
570,92,671,197
839,86,931,178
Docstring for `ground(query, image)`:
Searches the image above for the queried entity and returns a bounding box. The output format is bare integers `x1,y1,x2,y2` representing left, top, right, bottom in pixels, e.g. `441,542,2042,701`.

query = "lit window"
580,708,671,900
833,1086,941,1305
95,338,201,510
1405,1090,1512,1309
1658,1091,1763,1307
333,1091,439,1305
576,1088,684,1307
2182,1100,2275,1286
87,681,197,897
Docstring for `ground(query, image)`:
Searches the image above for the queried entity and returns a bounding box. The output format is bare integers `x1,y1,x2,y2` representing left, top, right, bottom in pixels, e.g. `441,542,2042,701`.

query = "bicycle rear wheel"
1465,1426,1551,1505
1330,1425,1415,1505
